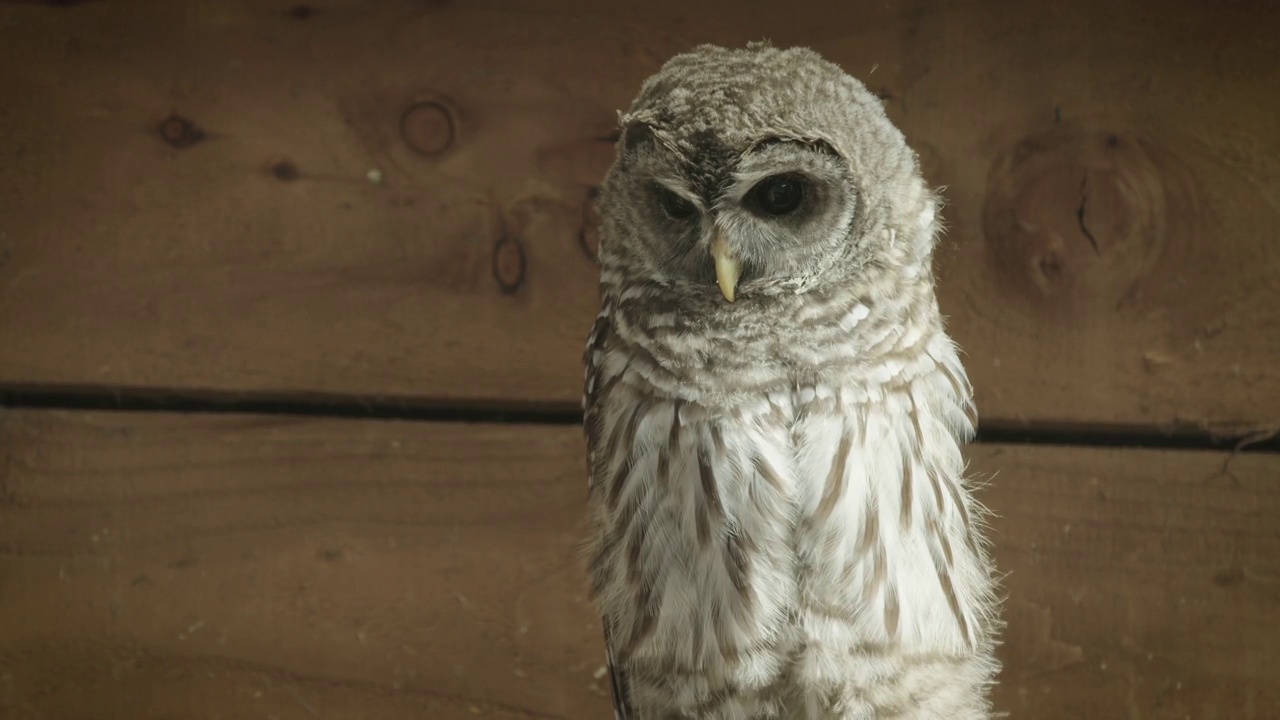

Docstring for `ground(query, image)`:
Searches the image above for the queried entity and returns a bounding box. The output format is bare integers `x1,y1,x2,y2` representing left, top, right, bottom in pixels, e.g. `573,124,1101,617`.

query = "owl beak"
710,232,740,303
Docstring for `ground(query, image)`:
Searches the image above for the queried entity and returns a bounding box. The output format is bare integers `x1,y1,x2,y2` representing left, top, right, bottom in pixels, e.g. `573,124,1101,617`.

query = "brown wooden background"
1,0,1277,718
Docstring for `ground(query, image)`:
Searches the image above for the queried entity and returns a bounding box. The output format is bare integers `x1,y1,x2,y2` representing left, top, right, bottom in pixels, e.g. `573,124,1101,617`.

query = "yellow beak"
710,232,740,303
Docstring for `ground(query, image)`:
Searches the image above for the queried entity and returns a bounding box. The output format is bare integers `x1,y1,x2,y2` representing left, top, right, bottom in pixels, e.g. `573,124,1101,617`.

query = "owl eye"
750,174,806,216
657,187,697,220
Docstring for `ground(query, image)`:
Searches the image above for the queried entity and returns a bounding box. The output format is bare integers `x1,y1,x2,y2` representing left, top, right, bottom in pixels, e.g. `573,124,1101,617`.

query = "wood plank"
0,410,611,719
0,410,1277,718
983,445,1280,719
0,1,1277,429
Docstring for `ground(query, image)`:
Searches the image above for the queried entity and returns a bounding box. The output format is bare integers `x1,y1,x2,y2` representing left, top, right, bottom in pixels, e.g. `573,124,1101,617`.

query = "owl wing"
601,622,634,719
582,308,634,719
582,308,613,492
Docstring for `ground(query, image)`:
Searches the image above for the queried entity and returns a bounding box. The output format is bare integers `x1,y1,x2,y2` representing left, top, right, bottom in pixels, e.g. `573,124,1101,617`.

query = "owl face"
613,127,858,300
597,43,937,306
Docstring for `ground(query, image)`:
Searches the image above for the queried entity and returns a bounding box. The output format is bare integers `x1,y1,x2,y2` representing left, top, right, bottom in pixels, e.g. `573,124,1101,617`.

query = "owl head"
597,42,940,309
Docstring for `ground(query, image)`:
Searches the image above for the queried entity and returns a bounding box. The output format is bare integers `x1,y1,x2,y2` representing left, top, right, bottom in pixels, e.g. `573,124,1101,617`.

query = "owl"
582,43,1000,719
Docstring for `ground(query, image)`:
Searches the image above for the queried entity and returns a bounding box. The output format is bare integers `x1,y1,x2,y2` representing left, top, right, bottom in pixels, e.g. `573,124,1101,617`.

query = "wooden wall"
1,1,1277,718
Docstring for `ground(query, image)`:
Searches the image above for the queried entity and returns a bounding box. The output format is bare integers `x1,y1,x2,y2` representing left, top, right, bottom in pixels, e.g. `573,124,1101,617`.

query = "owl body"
584,44,999,719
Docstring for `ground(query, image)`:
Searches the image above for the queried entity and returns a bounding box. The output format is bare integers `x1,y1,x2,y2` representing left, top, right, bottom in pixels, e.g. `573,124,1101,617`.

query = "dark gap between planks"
0,385,1276,454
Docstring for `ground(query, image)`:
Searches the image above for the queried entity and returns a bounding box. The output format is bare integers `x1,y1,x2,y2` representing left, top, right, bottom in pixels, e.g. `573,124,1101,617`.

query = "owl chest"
592,388,982,669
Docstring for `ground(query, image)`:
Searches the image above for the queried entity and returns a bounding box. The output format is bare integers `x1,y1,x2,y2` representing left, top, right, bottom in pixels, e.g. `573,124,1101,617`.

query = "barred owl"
582,42,1000,719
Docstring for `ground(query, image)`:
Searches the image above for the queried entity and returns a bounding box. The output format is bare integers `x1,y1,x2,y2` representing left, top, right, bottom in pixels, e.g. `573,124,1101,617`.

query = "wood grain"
0,0,1277,427
1,410,1276,719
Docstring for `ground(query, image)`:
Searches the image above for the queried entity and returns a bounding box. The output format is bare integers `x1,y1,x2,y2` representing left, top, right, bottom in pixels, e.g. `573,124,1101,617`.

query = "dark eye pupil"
755,175,805,215
659,188,696,219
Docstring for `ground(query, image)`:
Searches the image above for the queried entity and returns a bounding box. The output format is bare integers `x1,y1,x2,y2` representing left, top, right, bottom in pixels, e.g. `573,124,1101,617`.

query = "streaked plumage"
582,43,1001,719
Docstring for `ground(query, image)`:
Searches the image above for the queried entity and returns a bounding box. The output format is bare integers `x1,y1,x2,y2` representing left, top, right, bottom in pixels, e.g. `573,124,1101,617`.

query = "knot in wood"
400,99,456,157
982,126,1174,318
492,234,526,294
158,114,204,149
270,159,300,182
